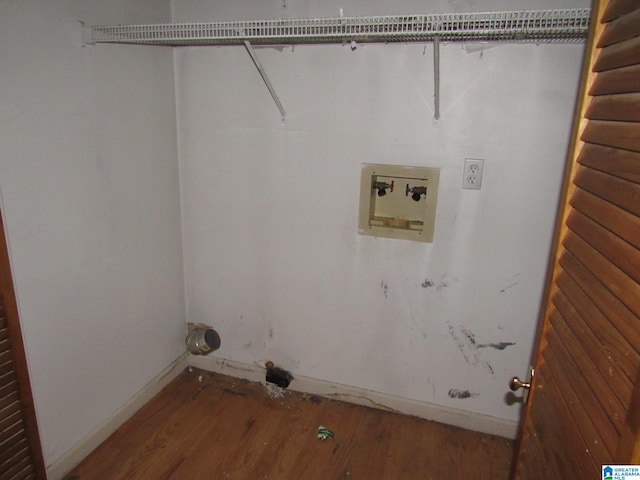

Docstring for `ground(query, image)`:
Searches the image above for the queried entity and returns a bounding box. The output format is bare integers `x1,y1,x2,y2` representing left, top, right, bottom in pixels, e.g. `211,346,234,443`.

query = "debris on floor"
317,426,334,441
263,381,286,399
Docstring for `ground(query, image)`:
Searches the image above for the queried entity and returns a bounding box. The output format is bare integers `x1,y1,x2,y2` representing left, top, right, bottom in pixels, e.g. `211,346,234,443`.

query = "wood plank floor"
66,368,515,480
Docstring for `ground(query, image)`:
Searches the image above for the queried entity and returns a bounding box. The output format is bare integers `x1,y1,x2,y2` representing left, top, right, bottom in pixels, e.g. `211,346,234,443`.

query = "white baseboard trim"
46,353,189,480
189,355,519,440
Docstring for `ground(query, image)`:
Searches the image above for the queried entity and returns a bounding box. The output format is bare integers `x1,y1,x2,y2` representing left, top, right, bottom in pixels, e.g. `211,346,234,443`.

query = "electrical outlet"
462,158,484,190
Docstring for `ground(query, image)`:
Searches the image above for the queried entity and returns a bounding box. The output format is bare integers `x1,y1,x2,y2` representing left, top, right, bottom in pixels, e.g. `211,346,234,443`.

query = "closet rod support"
244,40,287,122
433,35,440,127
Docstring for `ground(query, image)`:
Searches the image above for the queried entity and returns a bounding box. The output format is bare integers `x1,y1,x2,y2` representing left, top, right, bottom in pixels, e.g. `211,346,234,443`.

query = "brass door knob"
509,367,535,404
509,376,531,391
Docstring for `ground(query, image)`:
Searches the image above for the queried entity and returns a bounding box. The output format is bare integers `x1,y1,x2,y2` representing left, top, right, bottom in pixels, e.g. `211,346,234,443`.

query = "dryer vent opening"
186,324,221,355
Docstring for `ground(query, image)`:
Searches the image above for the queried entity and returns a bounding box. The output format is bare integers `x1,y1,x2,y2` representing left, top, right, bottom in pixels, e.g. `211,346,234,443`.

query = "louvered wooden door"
0,209,46,479
513,0,640,478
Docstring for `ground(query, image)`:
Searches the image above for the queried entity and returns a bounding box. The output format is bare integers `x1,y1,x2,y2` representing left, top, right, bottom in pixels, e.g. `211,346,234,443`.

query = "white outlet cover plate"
462,158,484,190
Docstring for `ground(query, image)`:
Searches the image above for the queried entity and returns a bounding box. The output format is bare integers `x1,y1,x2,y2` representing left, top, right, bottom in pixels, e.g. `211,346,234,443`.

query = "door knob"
509,376,531,391
509,367,535,403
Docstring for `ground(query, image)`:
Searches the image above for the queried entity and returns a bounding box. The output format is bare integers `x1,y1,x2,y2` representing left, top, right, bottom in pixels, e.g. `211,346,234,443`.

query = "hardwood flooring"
66,368,515,479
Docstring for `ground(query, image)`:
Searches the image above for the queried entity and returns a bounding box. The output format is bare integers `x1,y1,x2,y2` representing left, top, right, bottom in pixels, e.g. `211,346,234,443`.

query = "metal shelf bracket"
244,40,287,122
433,35,441,127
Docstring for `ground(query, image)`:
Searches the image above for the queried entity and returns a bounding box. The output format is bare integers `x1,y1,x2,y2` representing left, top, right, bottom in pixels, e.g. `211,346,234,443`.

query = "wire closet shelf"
85,8,591,46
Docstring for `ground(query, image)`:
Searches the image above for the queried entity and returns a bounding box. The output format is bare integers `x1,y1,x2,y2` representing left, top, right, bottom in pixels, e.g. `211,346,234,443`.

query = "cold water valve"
406,184,427,202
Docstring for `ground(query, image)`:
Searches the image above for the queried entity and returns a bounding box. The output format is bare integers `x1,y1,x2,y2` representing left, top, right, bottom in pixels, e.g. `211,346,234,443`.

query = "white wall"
0,0,184,467
0,0,589,468
174,0,588,423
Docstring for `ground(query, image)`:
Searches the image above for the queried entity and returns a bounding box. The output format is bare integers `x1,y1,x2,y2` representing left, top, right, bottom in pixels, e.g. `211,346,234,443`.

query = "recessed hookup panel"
358,163,440,243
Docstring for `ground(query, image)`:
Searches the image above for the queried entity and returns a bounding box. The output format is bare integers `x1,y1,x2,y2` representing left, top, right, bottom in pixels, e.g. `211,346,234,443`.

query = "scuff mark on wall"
381,281,388,299
461,327,476,346
422,278,449,290
448,323,472,365
448,324,517,373
324,392,403,415
219,359,255,373
478,341,516,350
500,273,521,293
421,275,457,291
448,388,479,399
500,282,519,293
447,323,495,374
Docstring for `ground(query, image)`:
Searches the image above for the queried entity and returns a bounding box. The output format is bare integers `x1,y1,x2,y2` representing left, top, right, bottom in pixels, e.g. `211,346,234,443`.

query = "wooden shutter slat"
553,284,633,402
0,444,31,477
0,316,5,330
545,324,620,448
567,210,640,284
0,361,14,378
0,398,22,430
577,144,640,184
0,436,28,468
603,0,640,23
12,467,35,480
18,467,36,480
0,416,25,445
5,464,35,480
581,120,640,153
0,370,18,390
0,391,19,411
598,7,640,47
0,329,8,343
590,64,640,95
574,166,640,217
0,409,21,436
586,93,640,121
549,306,627,434
559,251,640,355
556,267,639,381
0,350,12,367
18,468,35,480
594,35,640,71
563,231,640,317
0,454,33,480
571,189,640,249
0,344,11,360
0,377,19,401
